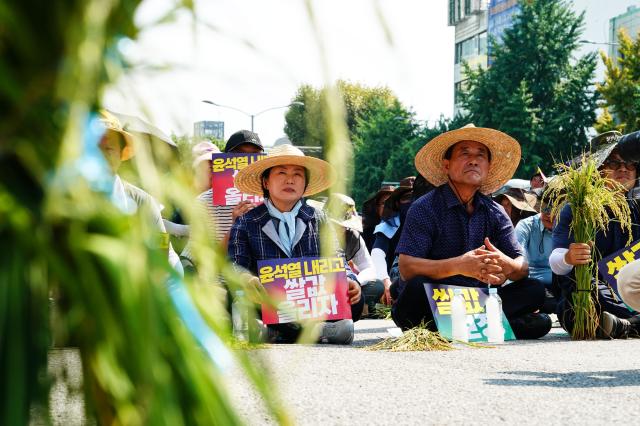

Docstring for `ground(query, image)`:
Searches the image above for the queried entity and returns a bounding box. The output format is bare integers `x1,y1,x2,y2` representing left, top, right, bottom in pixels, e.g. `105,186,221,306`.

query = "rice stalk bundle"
365,324,454,352
546,155,632,339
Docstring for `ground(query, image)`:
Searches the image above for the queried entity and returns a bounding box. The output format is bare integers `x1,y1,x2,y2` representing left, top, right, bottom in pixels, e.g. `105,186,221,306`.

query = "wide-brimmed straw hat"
234,144,335,197
324,193,363,232
99,110,135,161
414,124,521,195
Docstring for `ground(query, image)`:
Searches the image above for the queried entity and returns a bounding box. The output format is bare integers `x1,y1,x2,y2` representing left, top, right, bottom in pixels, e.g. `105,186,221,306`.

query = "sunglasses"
603,159,637,171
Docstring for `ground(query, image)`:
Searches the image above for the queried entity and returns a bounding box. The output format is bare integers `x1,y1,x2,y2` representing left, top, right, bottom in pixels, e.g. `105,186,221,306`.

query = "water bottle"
232,290,249,341
486,287,505,343
450,288,469,342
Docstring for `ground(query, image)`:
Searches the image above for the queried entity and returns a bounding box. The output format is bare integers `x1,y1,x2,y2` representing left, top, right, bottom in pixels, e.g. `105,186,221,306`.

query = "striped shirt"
181,189,234,261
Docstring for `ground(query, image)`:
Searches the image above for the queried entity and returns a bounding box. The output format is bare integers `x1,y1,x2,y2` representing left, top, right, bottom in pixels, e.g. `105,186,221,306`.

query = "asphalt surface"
46,319,640,425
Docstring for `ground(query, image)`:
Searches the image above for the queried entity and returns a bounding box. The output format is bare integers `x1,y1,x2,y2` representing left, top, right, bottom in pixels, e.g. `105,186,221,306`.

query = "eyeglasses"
603,159,637,171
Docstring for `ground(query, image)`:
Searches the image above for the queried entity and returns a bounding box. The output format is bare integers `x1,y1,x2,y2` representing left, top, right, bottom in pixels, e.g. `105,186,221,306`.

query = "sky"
104,0,639,146
103,0,455,145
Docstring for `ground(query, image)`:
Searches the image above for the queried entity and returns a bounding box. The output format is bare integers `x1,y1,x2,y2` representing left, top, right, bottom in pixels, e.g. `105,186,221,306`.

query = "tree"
351,99,419,207
459,0,598,177
284,80,398,147
596,29,640,133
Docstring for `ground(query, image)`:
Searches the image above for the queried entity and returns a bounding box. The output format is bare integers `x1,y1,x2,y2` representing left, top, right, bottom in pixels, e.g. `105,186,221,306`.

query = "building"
609,5,640,61
193,120,224,141
449,0,489,115
487,0,520,63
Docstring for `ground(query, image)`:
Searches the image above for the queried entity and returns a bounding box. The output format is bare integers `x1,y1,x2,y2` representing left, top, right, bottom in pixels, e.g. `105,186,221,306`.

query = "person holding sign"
393,124,551,339
181,130,265,272
229,144,363,344
550,131,640,338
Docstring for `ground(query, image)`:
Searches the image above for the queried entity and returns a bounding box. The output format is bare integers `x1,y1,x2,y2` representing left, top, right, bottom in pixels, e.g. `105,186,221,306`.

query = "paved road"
47,319,640,425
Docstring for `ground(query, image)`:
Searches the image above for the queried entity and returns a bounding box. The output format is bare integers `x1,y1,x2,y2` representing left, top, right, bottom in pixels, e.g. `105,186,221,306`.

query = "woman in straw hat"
392,124,551,339
229,144,364,344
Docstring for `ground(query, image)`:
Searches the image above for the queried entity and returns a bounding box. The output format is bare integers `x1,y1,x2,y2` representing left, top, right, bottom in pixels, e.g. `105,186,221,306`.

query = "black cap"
224,130,263,153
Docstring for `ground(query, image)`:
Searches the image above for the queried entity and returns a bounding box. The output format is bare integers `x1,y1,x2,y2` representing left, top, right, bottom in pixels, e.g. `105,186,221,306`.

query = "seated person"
492,187,537,227
550,131,640,338
371,176,415,305
229,145,364,344
181,131,264,271
323,193,384,317
97,111,180,270
530,168,547,190
393,124,551,339
514,194,558,313
362,185,395,252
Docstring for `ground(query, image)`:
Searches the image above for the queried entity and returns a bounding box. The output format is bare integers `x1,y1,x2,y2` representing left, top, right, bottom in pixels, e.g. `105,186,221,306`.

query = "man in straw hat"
392,124,552,339
229,144,364,344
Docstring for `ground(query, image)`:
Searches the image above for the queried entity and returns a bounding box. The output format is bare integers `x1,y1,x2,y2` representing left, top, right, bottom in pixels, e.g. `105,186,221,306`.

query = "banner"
597,239,640,308
258,257,352,325
211,153,266,206
423,283,516,342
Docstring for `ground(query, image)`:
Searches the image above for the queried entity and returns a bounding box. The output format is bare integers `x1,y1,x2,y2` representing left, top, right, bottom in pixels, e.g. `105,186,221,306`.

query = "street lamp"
201,100,304,132
579,39,620,46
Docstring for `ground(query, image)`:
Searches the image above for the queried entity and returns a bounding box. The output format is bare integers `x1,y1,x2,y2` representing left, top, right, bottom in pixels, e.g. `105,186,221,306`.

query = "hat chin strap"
447,176,479,208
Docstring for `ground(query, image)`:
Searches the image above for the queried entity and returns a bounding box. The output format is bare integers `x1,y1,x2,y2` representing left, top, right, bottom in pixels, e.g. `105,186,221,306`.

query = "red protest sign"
211,153,266,206
257,257,352,325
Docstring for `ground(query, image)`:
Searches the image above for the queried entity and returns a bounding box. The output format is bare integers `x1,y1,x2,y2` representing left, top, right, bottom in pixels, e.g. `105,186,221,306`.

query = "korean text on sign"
257,257,351,324
211,153,266,206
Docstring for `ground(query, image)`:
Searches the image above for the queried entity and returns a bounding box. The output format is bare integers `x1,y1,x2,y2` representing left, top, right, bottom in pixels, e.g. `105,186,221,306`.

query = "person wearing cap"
530,168,547,190
514,192,558,314
97,110,181,270
370,177,415,305
185,130,264,254
493,187,538,227
550,130,640,338
324,193,385,317
393,124,551,339
362,185,395,252
229,144,364,344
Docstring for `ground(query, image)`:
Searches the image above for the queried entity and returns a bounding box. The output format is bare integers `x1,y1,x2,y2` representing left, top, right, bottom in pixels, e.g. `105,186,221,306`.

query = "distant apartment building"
449,0,489,115
609,5,640,61
194,120,224,141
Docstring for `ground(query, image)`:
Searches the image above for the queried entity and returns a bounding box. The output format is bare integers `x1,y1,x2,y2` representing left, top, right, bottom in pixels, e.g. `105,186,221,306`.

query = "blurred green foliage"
0,1,288,424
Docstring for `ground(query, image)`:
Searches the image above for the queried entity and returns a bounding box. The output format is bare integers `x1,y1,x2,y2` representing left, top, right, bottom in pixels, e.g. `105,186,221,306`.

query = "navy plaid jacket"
228,201,355,279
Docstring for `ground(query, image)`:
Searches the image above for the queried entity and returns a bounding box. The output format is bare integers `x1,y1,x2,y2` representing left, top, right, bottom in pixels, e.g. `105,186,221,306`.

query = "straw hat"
324,193,363,232
99,110,135,161
414,124,521,194
234,144,335,197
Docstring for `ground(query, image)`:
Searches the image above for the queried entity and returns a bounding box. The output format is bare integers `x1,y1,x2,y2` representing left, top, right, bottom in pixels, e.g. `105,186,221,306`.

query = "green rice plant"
546,155,632,340
0,1,290,424
374,303,392,320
